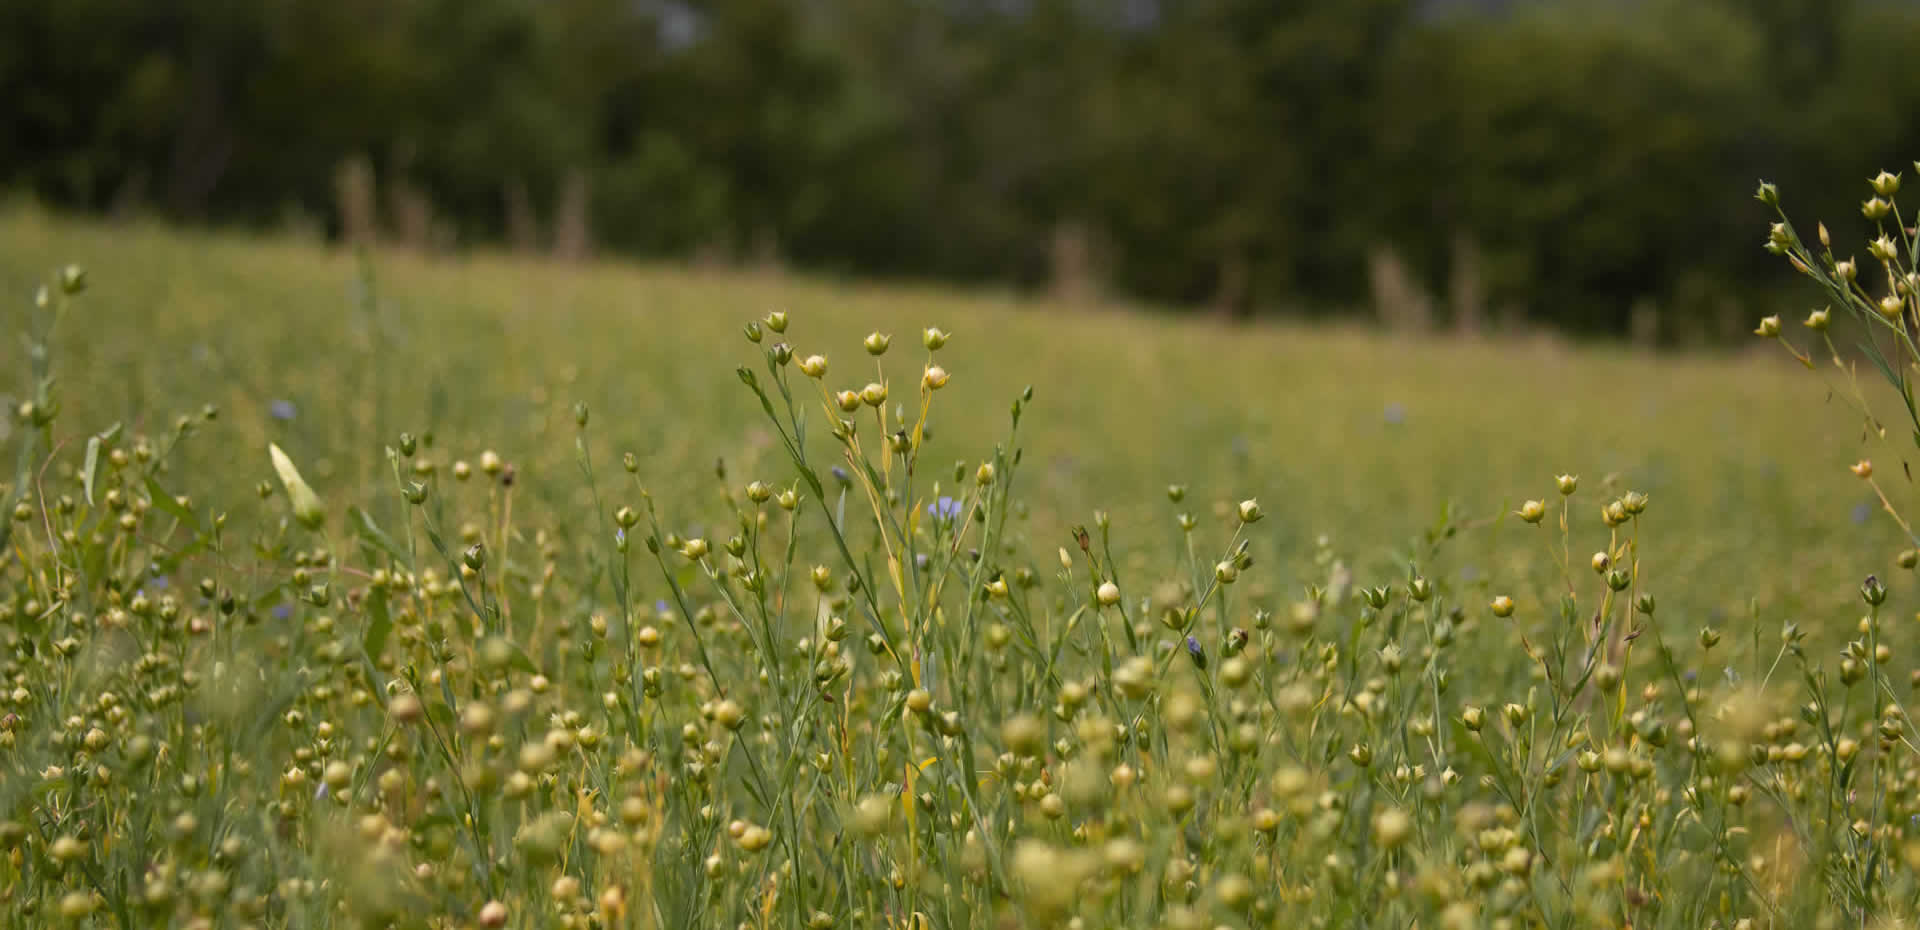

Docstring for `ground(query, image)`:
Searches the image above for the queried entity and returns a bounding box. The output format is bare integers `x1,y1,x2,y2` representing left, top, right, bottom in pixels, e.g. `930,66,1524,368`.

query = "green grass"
0,207,1893,622
3,203,1918,929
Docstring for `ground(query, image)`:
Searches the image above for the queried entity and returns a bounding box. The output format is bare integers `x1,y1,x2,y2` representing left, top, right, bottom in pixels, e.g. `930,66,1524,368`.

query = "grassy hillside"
0,207,1886,623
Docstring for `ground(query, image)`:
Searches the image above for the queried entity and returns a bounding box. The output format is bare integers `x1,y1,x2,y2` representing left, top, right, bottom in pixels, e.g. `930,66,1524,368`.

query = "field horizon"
0,205,1894,630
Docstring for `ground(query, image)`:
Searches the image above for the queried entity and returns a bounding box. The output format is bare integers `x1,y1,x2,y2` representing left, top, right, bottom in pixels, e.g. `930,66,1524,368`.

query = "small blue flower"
1853,501,1872,525
1186,635,1207,671
269,399,297,422
655,599,670,615
927,496,963,523
272,604,292,621
830,466,852,488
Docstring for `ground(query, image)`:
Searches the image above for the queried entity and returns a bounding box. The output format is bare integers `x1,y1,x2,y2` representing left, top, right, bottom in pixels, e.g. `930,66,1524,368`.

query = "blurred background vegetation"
5,0,1918,338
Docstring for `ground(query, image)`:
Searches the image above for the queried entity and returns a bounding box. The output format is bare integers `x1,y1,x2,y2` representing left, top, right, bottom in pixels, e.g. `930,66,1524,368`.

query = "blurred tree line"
4,0,1919,337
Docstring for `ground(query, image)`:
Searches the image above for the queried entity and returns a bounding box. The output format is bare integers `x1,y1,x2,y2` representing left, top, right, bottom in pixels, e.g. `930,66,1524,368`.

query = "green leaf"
144,476,199,529
350,506,410,564
505,640,538,675
363,587,393,662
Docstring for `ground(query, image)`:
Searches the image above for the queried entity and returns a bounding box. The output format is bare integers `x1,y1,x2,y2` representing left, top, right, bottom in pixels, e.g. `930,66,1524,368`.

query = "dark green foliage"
7,0,1920,335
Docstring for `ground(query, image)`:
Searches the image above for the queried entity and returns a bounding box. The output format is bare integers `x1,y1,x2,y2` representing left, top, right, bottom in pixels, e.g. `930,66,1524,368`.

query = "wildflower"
1186,636,1207,671
927,496,963,523
269,399,297,421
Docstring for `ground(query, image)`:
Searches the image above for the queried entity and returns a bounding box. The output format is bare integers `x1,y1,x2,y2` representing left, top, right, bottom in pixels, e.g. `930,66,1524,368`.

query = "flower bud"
1852,460,1874,479
1490,595,1515,618
798,355,828,378
1462,706,1484,731
1097,581,1121,607
1871,235,1898,261
1864,198,1892,221
860,382,888,407
864,332,891,355
1516,500,1546,524
1754,315,1781,337
1805,307,1830,331
923,327,949,350
479,900,508,928
1555,474,1578,496
268,443,325,530
765,310,788,333
922,366,949,390
1237,499,1264,524
1861,574,1888,606
1872,170,1901,197
1880,295,1905,320
1698,627,1720,649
